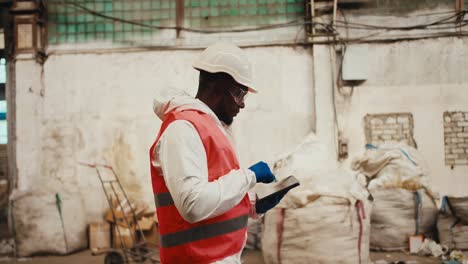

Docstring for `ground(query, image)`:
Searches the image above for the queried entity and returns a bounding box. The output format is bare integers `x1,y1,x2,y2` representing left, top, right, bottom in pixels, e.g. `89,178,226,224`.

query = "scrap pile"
89,197,158,254
80,163,159,257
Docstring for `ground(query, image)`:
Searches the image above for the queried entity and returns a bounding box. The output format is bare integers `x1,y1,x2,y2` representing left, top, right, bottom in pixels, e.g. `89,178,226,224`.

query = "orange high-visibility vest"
149,109,250,264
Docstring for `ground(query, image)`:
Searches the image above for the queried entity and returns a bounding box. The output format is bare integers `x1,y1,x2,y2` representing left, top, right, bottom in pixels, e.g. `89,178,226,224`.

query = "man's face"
216,81,248,125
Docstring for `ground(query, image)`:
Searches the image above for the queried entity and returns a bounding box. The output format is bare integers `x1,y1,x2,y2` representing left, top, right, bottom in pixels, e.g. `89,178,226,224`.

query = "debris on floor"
373,261,419,264
79,164,160,264
418,238,449,258
447,250,466,263
0,239,14,255
103,199,158,250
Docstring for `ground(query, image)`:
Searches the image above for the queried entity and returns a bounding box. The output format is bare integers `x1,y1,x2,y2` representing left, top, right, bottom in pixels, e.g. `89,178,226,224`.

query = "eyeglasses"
228,84,248,106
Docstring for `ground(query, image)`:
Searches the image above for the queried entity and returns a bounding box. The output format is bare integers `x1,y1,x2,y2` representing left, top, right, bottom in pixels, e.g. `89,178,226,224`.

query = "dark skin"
195,73,247,125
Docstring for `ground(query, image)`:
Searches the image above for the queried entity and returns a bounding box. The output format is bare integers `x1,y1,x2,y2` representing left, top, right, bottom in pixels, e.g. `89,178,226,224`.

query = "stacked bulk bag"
352,143,438,251
351,143,430,191
370,188,438,251
448,197,468,224
261,133,372,264
438,196,468,250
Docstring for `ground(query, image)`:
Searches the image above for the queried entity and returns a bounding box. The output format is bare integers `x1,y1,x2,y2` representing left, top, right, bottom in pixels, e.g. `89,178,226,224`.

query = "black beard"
216,111,233,126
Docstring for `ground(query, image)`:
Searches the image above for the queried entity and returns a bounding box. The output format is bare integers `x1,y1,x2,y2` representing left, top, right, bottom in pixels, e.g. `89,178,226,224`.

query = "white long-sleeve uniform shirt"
152,96,257,264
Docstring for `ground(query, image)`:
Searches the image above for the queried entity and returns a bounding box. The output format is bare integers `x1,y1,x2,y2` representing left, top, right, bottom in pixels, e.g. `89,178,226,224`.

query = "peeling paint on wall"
40,125,77,190
103,133,142,200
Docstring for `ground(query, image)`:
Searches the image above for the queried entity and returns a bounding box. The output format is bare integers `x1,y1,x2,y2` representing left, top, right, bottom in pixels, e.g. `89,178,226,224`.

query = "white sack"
438,212,458,249
11,190,87,257
261,133,372,264
262,197,372,264
438,198,468,250
370,188,438,251
271,133,369,207
452,225,468,250
351,143,429,190
447,197,468,224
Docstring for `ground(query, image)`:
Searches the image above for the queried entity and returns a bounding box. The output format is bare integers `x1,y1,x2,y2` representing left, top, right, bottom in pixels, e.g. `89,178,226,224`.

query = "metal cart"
80,162,160,264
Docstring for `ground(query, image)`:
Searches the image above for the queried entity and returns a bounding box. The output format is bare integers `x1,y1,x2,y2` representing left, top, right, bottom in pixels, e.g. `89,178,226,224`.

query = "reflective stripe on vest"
154,192,174,207
155,191,248,248
160,214,248,248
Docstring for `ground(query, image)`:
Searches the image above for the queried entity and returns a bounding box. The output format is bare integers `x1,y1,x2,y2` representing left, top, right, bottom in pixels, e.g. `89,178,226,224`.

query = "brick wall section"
444,111,468,166
364,113,416,148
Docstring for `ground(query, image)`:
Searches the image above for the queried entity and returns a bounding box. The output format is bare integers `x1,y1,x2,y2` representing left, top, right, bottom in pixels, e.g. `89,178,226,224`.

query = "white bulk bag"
351,143,430,191
370,188,438,251
262,197,372,264
11,190,87,256
261,133,372,264
447,196,468,224
438,197,468,250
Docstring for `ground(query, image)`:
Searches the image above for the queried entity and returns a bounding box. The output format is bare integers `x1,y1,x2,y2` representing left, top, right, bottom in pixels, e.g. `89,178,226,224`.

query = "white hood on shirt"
152,87,235,145
152,87,197,121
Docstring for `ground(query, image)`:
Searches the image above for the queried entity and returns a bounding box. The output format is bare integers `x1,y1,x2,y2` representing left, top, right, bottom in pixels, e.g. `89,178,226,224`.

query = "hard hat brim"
247,87,258,94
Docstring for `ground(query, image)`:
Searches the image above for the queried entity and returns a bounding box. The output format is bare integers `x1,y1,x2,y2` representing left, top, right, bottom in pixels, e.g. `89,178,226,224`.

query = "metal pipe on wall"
455,0,464,12
310,0,315,35
176,0,185,38
333,0,338,26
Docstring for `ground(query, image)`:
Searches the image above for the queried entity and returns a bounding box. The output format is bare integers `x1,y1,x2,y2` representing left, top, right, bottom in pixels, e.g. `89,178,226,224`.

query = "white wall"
14,60,44,193
13,46,315,222
328,38,468,197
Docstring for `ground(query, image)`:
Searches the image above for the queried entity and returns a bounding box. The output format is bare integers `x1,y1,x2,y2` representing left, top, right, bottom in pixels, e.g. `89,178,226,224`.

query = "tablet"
256,175,300,205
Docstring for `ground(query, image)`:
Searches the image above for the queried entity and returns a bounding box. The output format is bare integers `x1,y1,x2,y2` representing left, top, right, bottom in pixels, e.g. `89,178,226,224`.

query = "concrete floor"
370,252,441,264
0,249,263,264
0,249,447,264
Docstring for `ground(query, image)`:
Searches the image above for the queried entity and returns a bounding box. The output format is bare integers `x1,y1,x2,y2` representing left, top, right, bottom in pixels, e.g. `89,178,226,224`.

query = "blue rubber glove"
255,192,286,214
249,161,276,183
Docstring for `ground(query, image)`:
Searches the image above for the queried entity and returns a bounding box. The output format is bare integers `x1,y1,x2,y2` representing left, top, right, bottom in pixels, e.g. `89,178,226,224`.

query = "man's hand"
249,161,276,183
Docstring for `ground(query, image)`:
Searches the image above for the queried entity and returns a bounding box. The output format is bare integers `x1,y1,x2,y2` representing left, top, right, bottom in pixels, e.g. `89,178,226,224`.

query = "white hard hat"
193,43,257,93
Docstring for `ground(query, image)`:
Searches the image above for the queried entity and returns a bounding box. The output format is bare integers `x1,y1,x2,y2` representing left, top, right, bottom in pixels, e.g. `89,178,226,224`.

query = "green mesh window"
48,0,306,44
184,0,305,29
48,0,176,44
